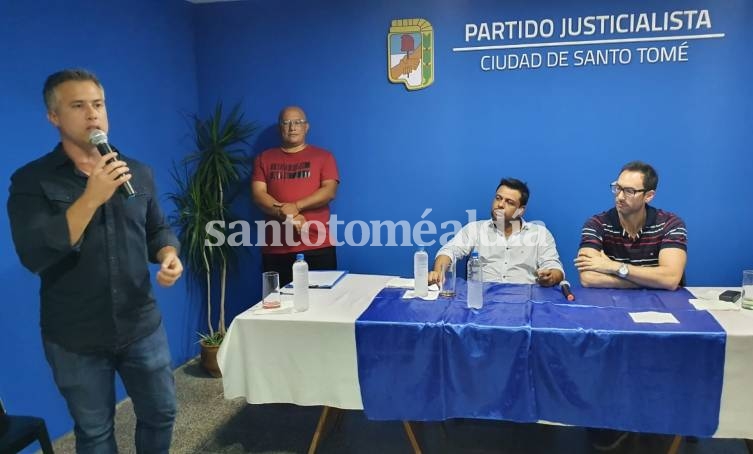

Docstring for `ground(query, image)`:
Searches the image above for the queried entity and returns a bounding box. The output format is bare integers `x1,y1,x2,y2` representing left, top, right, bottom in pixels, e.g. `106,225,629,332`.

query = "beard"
492,209,507,228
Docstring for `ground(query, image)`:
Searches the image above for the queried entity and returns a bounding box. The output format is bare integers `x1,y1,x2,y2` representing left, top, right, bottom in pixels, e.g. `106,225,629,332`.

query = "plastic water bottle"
467,250,483,309
414,246,429,297
292,253,309,312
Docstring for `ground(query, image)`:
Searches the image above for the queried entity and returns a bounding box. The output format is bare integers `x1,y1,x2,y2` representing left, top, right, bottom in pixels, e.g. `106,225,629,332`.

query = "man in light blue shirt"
429,178,564,286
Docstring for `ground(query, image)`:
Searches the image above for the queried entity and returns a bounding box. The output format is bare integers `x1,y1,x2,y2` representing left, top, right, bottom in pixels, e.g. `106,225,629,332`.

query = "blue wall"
0,0,200,443
192,0,753,306
1,0,752,446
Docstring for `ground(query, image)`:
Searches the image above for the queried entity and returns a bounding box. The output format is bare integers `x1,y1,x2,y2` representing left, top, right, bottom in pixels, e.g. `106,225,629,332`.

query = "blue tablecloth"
530,284,697,311
355,282,725,436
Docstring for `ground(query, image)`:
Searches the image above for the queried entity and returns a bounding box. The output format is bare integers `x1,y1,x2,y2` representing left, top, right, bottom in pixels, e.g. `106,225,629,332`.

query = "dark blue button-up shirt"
7,144,179,352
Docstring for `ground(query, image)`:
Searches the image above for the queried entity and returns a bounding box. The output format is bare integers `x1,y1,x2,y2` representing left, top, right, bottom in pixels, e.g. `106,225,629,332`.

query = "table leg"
403,421,423,454
666,435,683,454
439,421,449,440
308,406,338,454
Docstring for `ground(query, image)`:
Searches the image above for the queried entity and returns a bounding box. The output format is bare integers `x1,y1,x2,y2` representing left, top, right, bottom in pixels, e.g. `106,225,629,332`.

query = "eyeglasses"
280,119,307,128
610,182,649,197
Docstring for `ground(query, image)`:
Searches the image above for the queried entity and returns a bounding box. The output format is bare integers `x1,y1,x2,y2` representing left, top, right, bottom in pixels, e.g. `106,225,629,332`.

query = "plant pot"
199,341,222,378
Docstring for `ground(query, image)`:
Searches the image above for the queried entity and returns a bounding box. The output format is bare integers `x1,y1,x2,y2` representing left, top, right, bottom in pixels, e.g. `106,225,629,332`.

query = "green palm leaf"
168,102,256,340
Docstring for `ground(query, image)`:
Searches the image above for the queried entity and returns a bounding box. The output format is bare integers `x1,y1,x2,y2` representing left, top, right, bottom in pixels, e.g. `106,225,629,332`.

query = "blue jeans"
43,322,176,454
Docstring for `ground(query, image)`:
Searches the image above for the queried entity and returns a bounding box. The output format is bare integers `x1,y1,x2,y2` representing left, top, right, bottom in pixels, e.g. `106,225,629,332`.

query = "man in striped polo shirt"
574,161,687,291
574,161,688,451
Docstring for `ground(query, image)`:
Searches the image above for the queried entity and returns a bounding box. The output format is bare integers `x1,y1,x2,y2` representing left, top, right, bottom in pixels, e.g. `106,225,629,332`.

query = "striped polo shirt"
579,205,687,267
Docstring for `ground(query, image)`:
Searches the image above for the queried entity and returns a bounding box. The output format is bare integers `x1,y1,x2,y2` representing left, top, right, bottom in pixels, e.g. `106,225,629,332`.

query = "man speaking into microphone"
88,128,136,198
7,68,183,453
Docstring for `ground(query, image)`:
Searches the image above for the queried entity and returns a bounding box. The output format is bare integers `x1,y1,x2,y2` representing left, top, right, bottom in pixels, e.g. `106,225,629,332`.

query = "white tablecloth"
694,287,753,438
218,277,753,438
219,274,394,409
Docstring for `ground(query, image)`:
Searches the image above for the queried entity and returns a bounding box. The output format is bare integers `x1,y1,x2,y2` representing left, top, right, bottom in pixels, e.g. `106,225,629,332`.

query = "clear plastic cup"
742,270,753,310
439,260,456,298
262,271,281,309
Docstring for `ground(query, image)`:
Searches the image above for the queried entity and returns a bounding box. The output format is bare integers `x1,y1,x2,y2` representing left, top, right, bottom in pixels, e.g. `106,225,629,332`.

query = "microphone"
88,129,136,198
560,280,575,301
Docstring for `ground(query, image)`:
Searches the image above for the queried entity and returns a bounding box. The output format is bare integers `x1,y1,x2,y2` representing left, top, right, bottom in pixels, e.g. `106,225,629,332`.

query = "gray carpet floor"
47,359,750,454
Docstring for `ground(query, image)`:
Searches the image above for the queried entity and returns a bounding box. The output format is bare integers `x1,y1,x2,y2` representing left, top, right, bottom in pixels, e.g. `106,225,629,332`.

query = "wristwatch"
617,263,629,278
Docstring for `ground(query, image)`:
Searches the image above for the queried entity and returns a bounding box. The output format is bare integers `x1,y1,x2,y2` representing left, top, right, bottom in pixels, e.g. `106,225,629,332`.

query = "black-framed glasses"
280,119,307,128
610,182,649,197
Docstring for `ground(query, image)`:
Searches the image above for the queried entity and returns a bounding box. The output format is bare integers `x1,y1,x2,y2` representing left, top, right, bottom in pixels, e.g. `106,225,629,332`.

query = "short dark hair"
620,161,658,191
496,178,530,206
43,68,103,111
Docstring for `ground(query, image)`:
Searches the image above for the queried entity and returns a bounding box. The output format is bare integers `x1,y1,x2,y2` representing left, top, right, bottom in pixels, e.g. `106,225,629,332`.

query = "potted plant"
169,102,256,377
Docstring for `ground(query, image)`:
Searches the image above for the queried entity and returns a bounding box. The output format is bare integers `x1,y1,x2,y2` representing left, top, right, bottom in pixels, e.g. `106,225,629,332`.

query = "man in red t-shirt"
251,106,340,285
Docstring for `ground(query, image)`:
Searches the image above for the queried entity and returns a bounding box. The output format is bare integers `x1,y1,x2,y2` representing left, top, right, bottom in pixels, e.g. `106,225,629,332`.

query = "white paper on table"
629,311,680,324
402,284,440,300
386,277,415,288
689,299,740,311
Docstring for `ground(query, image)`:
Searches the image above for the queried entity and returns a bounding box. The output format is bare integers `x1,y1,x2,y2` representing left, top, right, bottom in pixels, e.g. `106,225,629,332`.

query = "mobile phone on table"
719,290,741,303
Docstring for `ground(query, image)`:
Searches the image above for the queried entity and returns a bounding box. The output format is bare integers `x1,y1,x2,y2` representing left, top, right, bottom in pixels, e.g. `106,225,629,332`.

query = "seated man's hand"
574,249,617,274
428,270,442,286
536,268,562,287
